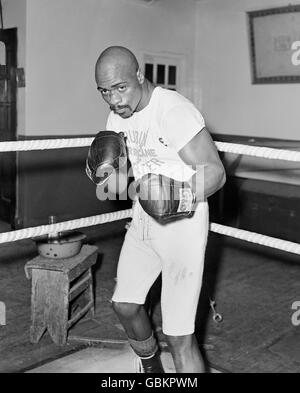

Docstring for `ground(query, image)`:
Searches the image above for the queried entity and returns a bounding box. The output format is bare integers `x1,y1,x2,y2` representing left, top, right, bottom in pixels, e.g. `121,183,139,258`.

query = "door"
0,28,17,225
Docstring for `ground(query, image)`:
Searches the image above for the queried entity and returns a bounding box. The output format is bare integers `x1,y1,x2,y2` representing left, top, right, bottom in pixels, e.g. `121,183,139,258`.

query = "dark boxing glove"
86,130,127,185
138,173,196,222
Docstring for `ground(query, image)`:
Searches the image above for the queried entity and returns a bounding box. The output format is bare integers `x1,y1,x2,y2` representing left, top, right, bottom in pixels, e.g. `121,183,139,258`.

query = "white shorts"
112,200,209,336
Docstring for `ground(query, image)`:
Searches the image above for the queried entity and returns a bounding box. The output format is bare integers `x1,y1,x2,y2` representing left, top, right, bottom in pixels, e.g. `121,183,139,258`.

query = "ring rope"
0,209,300,256
1,138,300,162
0,209,132,244
0,138,299,254
215,141,300,162
0,138,93,152
210,222,300,255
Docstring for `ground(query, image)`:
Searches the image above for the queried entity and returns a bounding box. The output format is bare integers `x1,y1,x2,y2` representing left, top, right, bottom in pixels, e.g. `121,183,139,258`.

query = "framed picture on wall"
248,5,300,83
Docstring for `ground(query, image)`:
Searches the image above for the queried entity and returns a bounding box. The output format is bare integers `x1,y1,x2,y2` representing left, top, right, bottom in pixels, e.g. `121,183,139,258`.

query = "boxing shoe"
136,352,165,373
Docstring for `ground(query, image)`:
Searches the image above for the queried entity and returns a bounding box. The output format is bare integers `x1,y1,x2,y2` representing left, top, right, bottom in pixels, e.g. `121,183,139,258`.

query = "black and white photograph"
0,0,300,377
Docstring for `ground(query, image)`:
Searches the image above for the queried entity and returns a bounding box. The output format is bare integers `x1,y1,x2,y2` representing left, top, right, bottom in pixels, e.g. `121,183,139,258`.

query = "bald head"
95,46,152,118
95,46,139,80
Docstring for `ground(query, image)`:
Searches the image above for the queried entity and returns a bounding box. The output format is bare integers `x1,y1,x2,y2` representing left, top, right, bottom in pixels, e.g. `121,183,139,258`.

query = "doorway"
0,28,17,227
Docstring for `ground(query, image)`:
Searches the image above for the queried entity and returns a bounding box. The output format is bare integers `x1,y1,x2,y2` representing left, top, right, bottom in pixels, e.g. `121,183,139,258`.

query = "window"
144,53,181,91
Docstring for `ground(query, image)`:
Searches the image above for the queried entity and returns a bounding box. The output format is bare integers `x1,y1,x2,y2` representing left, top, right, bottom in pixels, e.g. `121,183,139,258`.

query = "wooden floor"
0,220,127,373
1,218,300,373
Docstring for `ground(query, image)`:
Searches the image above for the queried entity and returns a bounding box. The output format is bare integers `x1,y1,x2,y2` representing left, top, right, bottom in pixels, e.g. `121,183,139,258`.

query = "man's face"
96,64,143,119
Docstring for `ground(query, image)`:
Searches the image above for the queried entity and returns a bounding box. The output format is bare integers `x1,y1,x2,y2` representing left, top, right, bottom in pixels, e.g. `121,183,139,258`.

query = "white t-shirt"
106,86,205,182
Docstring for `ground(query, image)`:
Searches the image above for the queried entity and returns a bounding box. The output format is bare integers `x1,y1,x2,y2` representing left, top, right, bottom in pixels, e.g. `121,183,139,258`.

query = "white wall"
25,0,198,136
4,0,300,140
195,0,300,140
2,0,26,134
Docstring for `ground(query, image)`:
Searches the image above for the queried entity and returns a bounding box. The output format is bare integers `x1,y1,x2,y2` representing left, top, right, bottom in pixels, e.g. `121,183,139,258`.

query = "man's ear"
137,69,145,84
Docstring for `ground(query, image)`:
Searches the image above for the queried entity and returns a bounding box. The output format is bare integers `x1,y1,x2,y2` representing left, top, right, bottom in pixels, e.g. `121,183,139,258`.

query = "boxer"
87,46,226,373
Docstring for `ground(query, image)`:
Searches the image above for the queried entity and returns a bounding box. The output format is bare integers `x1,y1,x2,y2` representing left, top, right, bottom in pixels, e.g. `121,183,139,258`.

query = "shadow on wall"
16,147,132,228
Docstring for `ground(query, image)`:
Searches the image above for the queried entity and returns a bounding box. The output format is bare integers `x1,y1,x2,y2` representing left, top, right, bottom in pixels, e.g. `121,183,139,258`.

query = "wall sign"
248,5,300,83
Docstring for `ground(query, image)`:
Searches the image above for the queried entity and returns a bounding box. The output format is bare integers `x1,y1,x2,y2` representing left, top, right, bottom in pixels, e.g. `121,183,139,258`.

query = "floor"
1,217,300,373
26,344,223,373
25,345,176,373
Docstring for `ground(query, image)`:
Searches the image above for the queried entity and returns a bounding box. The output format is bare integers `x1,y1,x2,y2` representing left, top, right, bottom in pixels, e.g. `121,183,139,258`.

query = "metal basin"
35,232,87,259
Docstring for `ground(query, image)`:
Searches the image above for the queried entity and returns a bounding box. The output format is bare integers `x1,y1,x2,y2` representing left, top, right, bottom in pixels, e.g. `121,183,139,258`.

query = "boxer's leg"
152,202,209,373
112,219,164,372
165,334,205,373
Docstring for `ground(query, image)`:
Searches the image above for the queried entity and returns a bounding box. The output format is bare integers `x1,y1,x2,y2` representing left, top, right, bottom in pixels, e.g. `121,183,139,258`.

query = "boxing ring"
1,137,300,373
0,138,300,256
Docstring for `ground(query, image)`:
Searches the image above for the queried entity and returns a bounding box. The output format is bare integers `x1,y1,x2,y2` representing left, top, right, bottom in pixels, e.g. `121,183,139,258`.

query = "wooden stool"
25,245,98,345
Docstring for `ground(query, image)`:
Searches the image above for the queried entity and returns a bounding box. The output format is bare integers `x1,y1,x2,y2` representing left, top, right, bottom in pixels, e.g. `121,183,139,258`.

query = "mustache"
110,105,130,111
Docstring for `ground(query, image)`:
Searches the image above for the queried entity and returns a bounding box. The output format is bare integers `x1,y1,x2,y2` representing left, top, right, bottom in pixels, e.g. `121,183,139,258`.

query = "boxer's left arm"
178,127,226,201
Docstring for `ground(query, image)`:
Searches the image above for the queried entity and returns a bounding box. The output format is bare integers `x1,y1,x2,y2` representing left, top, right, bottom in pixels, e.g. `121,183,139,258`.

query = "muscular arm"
178,127,226,201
